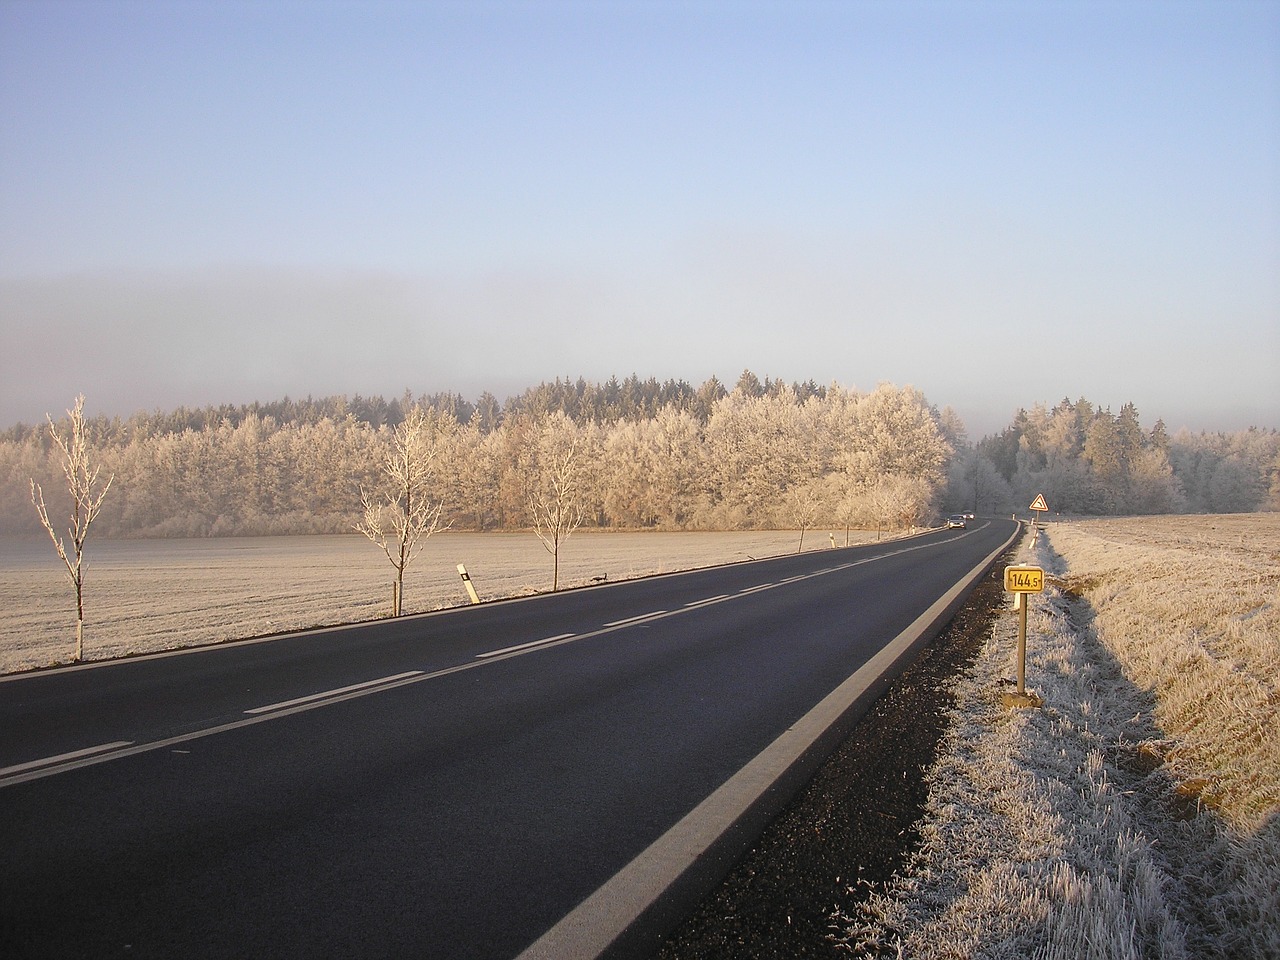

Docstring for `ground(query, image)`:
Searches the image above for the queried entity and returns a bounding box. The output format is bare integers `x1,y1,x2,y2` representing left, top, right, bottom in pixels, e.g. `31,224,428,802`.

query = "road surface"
1,519,1018,959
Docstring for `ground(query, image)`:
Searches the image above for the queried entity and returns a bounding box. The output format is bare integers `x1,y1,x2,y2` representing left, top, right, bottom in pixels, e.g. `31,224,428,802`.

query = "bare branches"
30,394,114,661
526,413,586,590
356,407,452,615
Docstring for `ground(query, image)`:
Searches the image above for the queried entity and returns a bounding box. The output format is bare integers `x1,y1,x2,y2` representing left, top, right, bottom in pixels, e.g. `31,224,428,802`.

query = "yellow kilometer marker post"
1005,565,1044,594
1004,565,1045,708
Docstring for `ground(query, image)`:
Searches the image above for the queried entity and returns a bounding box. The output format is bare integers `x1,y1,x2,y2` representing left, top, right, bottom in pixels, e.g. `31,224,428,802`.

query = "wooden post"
1016,598,1028,696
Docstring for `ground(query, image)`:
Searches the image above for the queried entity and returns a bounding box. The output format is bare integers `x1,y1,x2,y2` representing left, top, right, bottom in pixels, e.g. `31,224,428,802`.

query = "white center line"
603,611,668,627
684,594,731,607
245,671,424,715
477,634,577,659
0,741,135,778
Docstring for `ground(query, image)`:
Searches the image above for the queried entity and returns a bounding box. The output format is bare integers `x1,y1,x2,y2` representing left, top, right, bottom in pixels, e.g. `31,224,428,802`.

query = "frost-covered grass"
0,529,860,674
833,514,1280,959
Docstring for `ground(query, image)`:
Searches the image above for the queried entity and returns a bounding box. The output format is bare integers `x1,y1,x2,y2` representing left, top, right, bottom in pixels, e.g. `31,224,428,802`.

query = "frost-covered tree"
1206,456,1261,513
830,384,951,527
1046,397,1091,462
1083,410,1125,482
29,395,114,662
851,383,951,486
601,419,655,527
945,448,1012,515
703,386,810,527
526,412,587,590
598,406,706,529
935,405,968,453
1126,447,1185,514
1165,429,1276,514
734,369,765,398
1116,402,1145,464
855,473,932,537
783,478,826,551
13,378,1276,538
648,405,706,527
356,407,453,615
439,419,498,529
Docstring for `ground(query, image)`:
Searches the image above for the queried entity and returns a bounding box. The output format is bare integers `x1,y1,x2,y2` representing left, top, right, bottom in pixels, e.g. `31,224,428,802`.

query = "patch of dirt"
1059,574,1102,598
654,561,1013,959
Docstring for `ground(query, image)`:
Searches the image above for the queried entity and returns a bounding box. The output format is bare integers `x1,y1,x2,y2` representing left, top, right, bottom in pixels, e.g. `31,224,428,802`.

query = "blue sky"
2,0,1277,438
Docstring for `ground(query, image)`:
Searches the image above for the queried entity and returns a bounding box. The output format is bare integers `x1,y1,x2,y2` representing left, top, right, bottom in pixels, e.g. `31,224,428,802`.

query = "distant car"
946,514,967,529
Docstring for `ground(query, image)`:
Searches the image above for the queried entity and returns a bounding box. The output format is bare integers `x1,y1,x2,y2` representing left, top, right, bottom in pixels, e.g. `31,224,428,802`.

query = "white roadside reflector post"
1004,565,1045,707
457,564,480,604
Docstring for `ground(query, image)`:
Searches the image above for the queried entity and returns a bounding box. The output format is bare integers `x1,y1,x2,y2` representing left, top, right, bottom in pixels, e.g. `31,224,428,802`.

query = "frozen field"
0,529,858,674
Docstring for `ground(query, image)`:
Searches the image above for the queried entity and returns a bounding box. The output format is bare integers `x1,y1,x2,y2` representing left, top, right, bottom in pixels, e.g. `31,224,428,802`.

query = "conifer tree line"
1,373,1276,538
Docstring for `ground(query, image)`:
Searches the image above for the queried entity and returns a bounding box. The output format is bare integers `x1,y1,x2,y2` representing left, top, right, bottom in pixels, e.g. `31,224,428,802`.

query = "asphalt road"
1,519,1018,959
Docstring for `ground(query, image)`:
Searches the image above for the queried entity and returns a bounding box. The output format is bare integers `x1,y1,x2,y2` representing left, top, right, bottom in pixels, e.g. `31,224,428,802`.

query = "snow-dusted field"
835,513,1280,959
0,529,850,674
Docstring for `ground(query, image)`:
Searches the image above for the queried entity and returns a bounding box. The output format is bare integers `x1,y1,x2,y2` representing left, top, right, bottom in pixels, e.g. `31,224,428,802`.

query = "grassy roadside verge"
834,515,1280,959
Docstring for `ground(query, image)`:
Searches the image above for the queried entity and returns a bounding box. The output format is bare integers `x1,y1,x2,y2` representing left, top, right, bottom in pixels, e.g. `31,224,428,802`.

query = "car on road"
945,514,967,529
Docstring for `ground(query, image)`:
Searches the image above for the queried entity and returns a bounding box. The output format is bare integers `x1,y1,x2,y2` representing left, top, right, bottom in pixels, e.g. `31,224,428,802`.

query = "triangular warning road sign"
1030,494,1048,512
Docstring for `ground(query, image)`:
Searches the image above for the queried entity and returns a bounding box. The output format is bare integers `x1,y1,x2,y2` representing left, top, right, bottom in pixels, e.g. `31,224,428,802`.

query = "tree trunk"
74,576,84,661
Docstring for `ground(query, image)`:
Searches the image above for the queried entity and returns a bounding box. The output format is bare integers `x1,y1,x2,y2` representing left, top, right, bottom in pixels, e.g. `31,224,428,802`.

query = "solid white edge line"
477,634,577,659
244,671,424,714
0,741,135,778
515,526,1019,960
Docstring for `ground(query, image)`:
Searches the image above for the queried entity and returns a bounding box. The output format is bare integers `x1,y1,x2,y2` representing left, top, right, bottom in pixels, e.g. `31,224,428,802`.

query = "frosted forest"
2,372,1276,539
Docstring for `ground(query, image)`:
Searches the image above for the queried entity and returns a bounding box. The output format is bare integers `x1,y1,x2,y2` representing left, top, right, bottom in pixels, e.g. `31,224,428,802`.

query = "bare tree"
30,394,114,662
784,479,824,552
357,407,452,616
853,473,930,539
527,412,585,591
